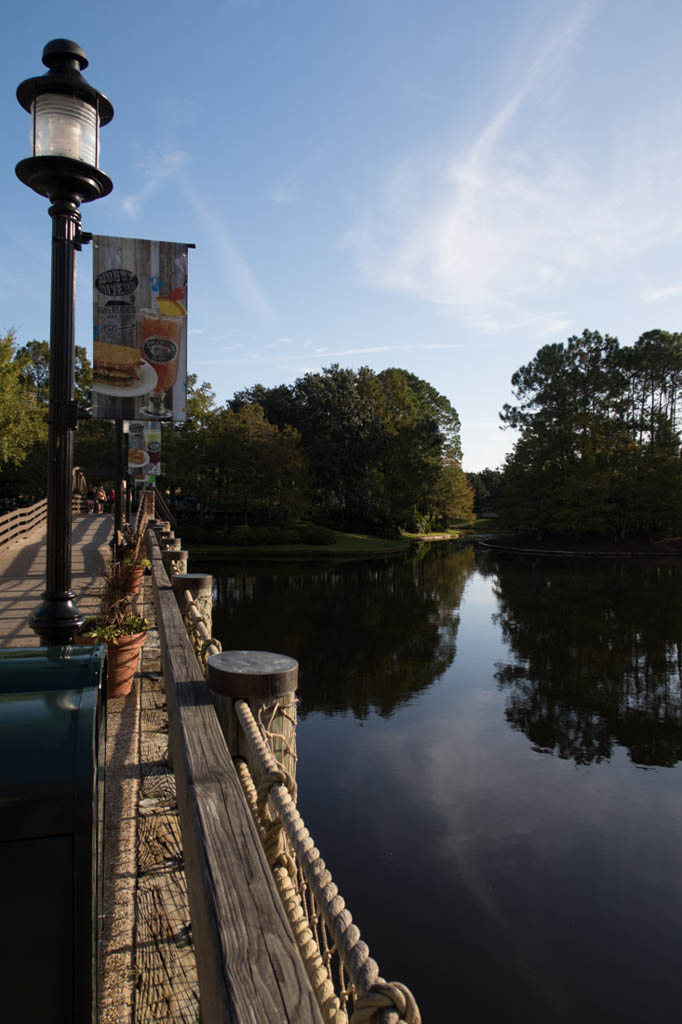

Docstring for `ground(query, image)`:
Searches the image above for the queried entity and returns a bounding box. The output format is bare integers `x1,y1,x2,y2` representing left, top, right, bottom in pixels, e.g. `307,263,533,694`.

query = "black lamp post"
16,39,114,646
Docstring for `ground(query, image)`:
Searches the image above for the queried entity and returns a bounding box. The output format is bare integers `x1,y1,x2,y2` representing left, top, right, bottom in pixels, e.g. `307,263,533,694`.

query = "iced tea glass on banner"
145,422,162,464
139,309,183,418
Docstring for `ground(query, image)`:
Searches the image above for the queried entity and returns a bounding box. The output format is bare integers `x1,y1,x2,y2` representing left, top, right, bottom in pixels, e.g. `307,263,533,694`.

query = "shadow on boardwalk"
0,513,113,648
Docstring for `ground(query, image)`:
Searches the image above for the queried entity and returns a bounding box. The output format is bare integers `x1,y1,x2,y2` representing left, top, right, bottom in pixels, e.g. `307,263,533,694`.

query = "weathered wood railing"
0,500,48,551
152,486,177,531
148,529,324,1023
0,494,86,552
0,467,95,554
147,517,421,1024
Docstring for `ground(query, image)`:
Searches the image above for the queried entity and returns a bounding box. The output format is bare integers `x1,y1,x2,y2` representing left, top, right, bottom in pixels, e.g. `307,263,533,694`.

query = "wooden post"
161,548,188,578
206,651,298,789
159,536,182,551
171,573,213,636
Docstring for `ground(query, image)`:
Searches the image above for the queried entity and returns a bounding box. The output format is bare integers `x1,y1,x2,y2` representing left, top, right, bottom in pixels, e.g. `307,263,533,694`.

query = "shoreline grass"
185,527,413,560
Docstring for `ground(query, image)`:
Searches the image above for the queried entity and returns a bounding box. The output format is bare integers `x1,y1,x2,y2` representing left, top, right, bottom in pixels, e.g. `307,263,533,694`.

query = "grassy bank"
185,527,412,560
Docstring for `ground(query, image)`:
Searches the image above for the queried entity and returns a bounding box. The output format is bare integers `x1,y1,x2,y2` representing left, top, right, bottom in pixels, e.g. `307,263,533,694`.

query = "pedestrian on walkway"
96,485,106,514
86,486,95,514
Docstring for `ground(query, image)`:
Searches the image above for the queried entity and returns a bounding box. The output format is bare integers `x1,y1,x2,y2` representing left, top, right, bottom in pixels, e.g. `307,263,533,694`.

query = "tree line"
165,364,473,534
0,332,473,534
498,328,682,540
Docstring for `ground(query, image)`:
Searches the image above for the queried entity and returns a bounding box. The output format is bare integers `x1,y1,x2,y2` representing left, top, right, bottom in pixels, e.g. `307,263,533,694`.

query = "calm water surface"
197,546,682,1022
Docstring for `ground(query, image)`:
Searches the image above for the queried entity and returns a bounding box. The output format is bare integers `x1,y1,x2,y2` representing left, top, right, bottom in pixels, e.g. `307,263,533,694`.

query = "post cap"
207,650,298,698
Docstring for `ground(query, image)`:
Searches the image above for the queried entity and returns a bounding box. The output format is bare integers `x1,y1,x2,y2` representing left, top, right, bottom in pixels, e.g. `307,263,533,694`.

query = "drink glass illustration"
140,310,183,418
145,424,162,464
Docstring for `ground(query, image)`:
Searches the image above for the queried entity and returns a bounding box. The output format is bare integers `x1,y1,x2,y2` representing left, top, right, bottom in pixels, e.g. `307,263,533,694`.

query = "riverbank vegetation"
163,364,474,537
498,329,682,542
0,334,473,538
5,324,682,548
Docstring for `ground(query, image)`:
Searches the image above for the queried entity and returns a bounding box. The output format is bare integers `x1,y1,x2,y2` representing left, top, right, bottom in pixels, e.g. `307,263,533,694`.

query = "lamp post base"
30,591,85,647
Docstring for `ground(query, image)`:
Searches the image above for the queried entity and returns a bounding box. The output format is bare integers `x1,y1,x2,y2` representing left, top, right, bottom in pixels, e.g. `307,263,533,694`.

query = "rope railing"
174,581,421,1024
181,587,222,669
233,699,420,1024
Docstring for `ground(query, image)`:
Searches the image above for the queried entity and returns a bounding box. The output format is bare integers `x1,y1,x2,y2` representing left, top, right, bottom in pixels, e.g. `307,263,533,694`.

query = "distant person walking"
86,486,95,514
96,486,107,514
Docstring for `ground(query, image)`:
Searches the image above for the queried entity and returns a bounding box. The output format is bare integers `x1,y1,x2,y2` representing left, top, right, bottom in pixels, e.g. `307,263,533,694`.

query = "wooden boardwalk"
100,576,199,1024
0,512,113,647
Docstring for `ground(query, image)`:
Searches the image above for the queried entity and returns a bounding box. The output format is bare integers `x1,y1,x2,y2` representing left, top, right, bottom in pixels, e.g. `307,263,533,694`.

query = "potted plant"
80,612,148,697
122,553,151,596
76,553,149,698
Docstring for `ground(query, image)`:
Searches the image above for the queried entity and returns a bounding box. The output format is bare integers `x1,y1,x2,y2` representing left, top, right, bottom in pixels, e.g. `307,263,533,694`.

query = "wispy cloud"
196,340,471,367
181,178,277,327
643,284,682,303
272,181,298,204
346,2,682,336
121,149,187,218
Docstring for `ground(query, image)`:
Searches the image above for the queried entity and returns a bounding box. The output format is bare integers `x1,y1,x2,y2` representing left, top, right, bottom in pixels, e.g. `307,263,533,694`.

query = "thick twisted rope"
181,588,222,669
234,699,421,1024
235,756,347,1024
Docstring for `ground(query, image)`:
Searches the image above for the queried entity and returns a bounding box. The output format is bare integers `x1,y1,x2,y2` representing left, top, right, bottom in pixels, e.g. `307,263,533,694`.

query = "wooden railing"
152,487,177,531
0,500,48,552
0,469,91,554
148,530,323,1023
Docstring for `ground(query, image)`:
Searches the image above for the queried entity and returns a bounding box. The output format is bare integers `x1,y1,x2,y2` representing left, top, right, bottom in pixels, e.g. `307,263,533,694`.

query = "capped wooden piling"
207,651,298,789
161,548,188,578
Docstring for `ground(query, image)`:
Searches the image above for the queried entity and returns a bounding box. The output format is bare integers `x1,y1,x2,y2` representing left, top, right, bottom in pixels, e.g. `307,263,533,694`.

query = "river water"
196,545,682,1022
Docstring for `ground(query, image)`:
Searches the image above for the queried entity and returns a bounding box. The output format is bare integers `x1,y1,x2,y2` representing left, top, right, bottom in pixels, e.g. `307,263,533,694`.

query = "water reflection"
205,545,475,718
491,553,682,766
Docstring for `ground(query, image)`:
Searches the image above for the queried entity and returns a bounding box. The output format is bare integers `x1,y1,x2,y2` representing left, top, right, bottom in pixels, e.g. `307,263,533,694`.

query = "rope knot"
351,981,421,1024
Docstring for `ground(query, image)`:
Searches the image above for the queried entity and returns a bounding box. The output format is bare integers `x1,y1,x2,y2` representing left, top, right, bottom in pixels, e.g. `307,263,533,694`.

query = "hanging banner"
126,420,162,481
92,236,189,421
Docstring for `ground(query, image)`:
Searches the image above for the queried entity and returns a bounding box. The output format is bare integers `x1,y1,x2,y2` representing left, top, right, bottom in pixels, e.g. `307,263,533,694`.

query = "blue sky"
4,0,682,470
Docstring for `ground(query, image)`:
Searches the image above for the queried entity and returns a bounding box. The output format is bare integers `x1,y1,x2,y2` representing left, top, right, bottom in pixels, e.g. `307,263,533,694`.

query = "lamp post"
16,39,114,646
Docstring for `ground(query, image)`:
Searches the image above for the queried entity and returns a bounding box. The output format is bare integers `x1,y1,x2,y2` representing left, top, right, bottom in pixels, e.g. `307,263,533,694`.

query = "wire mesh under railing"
174,582,421,1024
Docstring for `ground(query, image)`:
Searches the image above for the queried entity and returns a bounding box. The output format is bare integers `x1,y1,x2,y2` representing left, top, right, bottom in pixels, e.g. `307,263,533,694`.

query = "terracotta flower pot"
107,631,146,698
128,565,145,596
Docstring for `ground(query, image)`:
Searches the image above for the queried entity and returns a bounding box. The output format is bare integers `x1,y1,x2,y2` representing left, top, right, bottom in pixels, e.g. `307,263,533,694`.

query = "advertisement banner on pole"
92,236,189,421
126,420,162,483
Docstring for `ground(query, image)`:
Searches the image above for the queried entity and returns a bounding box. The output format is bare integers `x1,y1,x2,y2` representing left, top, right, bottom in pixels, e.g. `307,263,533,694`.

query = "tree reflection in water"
205,545,475,719
491,553,682,766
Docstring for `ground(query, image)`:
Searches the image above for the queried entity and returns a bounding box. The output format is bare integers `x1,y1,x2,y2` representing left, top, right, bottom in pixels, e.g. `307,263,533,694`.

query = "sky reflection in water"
204,548,682,1022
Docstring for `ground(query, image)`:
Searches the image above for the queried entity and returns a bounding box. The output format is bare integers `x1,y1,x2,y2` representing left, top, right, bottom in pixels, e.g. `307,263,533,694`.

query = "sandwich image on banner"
91,235,190,422
93,341,143,388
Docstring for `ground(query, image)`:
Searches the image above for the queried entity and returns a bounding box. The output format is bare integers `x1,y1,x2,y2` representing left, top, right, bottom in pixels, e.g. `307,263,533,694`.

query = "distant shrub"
228,525,253,545
250,526,288,545
278,529,300,544
300,525,335,545
179,524,206,543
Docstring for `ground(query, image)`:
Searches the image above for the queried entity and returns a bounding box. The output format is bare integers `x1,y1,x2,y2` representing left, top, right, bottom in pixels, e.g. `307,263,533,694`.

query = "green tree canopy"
0,331,46,471
500,329,682,539
228,364,465,533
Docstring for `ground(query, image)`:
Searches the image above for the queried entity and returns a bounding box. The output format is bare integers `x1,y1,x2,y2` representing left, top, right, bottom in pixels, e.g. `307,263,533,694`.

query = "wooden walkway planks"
99,577,199,1024
135,607,199,1024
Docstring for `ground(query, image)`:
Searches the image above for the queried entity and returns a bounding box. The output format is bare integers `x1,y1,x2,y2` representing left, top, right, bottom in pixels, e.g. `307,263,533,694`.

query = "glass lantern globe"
32,92,99,166
16,39,113,203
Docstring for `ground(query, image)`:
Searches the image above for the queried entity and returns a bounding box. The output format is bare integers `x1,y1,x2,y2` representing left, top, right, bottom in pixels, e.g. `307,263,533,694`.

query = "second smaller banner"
127,420,162,485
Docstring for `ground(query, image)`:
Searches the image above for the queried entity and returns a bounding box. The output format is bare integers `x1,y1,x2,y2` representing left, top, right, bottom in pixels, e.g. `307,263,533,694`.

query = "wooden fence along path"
0,498,48,550
0,504,112,649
